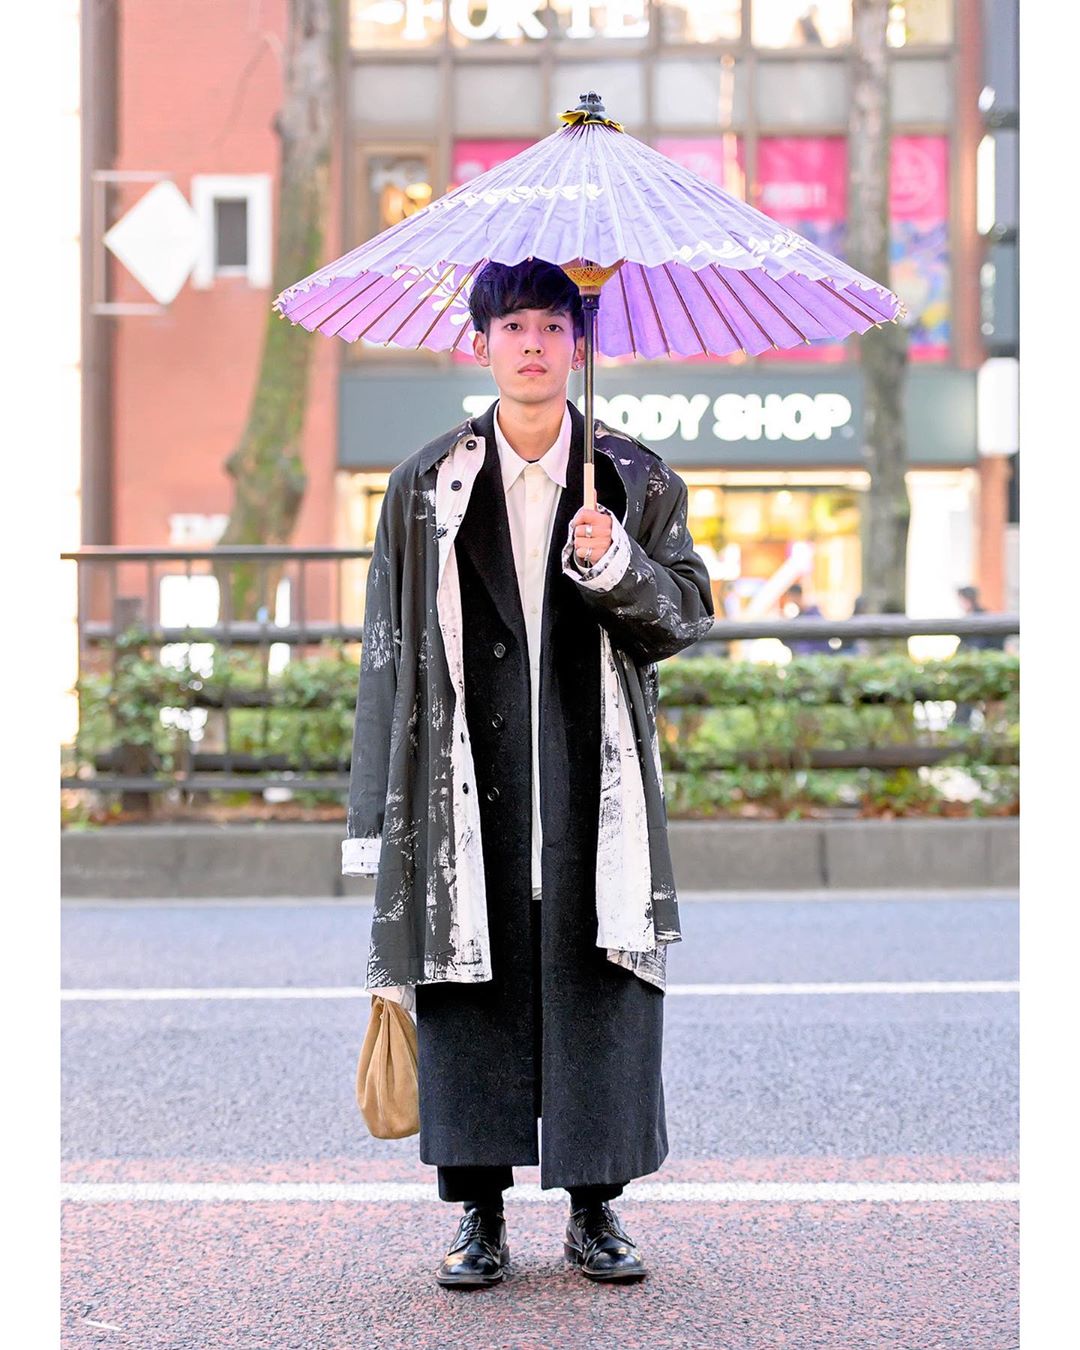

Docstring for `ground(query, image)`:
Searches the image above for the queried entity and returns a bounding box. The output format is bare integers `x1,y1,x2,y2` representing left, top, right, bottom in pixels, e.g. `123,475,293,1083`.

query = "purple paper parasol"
274,94,903,358
274,92,905,503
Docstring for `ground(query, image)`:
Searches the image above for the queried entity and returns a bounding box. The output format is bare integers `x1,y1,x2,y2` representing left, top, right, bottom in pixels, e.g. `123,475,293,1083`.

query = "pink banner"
755,135,950,363
451,140,535,192
890,136,950,361
653,136,745,193
756,137,848,365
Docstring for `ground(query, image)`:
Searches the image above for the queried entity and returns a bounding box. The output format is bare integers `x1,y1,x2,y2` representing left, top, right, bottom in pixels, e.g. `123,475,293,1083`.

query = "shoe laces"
573,1201,629,1246
458,1206,502,1246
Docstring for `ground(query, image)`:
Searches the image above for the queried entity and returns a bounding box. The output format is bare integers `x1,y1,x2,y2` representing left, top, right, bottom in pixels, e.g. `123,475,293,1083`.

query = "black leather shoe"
435,1206,510,1288
564,1202,647,1281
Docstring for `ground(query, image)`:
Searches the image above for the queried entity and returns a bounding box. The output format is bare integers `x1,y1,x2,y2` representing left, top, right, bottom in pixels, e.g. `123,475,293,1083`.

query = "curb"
61,818,1019,898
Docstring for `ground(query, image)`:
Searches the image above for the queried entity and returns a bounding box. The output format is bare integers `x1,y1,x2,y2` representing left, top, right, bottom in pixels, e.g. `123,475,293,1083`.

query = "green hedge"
70,629,1018,818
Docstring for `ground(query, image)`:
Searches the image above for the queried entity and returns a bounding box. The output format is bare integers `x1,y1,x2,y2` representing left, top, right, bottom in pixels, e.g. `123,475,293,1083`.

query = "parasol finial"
559,90,625,133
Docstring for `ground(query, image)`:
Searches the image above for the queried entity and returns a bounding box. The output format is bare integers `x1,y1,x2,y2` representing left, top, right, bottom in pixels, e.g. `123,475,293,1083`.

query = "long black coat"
414,401,699,1189
344,398,714,1190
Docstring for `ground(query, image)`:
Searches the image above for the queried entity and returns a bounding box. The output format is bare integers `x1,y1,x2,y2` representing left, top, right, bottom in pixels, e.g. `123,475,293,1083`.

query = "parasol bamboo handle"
561,259,621,514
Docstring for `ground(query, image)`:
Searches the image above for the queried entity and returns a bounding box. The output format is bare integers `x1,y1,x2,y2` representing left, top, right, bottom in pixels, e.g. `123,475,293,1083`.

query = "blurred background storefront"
85,0,1018,628
338,0,993,625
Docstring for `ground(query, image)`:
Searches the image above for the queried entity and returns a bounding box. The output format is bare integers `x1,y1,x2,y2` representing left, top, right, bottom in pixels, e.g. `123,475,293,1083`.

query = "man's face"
472,306,586,405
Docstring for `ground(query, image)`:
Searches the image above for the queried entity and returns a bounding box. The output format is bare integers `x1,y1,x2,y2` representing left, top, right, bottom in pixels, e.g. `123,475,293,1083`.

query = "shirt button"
451,479,462,490
462,783,470,794
435,526,447,538
493,641,506,658
491,712,504,729
465,438,478,450
486,786,500,802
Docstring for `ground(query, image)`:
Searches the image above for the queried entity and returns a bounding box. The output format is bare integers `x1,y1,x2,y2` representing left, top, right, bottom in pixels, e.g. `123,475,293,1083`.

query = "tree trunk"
849,0,910,615
216,0,338,621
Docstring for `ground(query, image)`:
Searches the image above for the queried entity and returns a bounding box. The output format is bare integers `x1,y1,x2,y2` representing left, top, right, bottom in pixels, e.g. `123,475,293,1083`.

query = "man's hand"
570,506,613,569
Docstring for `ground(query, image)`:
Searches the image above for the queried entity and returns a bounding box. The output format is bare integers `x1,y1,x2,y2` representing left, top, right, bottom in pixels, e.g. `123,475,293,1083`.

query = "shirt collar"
492,399,571,492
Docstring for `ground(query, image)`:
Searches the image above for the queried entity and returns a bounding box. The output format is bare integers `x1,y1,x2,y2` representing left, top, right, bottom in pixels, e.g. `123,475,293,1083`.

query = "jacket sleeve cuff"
364,983,416,1013
562,511,632,593
342,836,381,876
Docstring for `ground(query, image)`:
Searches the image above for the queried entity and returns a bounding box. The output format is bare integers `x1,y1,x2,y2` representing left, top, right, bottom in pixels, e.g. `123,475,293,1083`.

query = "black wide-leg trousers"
436,890,629,1213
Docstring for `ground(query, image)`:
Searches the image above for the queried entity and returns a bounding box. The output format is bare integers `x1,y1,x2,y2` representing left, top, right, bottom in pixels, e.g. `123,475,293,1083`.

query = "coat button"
451,479,462,490
486,786,500,802
491,712,504,729
492,641,506,658
465,438,478,449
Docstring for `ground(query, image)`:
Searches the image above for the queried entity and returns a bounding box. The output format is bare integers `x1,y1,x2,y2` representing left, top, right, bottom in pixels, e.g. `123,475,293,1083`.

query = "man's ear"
574,333,586,367
472,330,489,366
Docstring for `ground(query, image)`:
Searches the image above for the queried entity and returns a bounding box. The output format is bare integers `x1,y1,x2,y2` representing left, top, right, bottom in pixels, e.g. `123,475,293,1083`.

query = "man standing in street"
342,259,714,1287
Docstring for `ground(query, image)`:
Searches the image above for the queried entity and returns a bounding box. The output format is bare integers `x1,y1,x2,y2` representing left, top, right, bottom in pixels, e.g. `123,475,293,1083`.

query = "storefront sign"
356,0,648,43
340,367,975,468
461,390,853,443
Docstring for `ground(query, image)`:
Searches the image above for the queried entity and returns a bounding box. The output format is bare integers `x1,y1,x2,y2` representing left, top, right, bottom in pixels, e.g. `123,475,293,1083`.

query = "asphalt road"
62,893,1018,1349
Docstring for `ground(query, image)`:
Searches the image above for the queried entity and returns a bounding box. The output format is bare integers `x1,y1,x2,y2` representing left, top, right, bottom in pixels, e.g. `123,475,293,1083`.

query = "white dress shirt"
491,399,631,897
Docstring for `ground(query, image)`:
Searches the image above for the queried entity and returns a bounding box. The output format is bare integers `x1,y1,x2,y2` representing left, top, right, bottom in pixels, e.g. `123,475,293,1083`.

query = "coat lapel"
455,401,529,647
455,397,629,656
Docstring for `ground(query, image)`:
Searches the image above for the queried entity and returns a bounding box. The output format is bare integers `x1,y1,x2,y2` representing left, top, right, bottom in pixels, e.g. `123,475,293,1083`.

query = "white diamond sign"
103,181,200,305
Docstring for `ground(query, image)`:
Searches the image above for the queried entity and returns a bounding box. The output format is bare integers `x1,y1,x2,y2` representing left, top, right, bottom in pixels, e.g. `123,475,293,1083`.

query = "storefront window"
653,55,745,129
352,63,441,130
684,480,863,621
891,57,952,123
362,153,435,237
338,471,390,628
552,60,645,126
453,63,543,133
886,0,953,47
659,0,741,44
751,1,852,49
756,60,850,127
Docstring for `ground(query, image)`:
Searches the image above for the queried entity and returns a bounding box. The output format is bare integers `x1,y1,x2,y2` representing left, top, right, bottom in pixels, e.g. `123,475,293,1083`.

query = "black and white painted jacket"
343,409,715,1008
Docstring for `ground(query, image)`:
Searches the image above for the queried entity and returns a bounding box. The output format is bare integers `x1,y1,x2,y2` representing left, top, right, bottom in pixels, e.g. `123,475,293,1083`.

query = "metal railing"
60,546,1019,800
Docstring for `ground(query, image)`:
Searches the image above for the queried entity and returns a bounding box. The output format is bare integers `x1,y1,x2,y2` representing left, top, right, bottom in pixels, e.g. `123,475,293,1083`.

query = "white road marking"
60,980,1018,1002
668,981,1018,996
675,889,1019,904
59,1180,1018,1204
61,889,1019,908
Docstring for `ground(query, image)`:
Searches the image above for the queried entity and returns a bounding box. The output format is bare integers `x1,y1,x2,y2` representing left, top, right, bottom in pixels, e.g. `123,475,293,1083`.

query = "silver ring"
584,523,593,538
